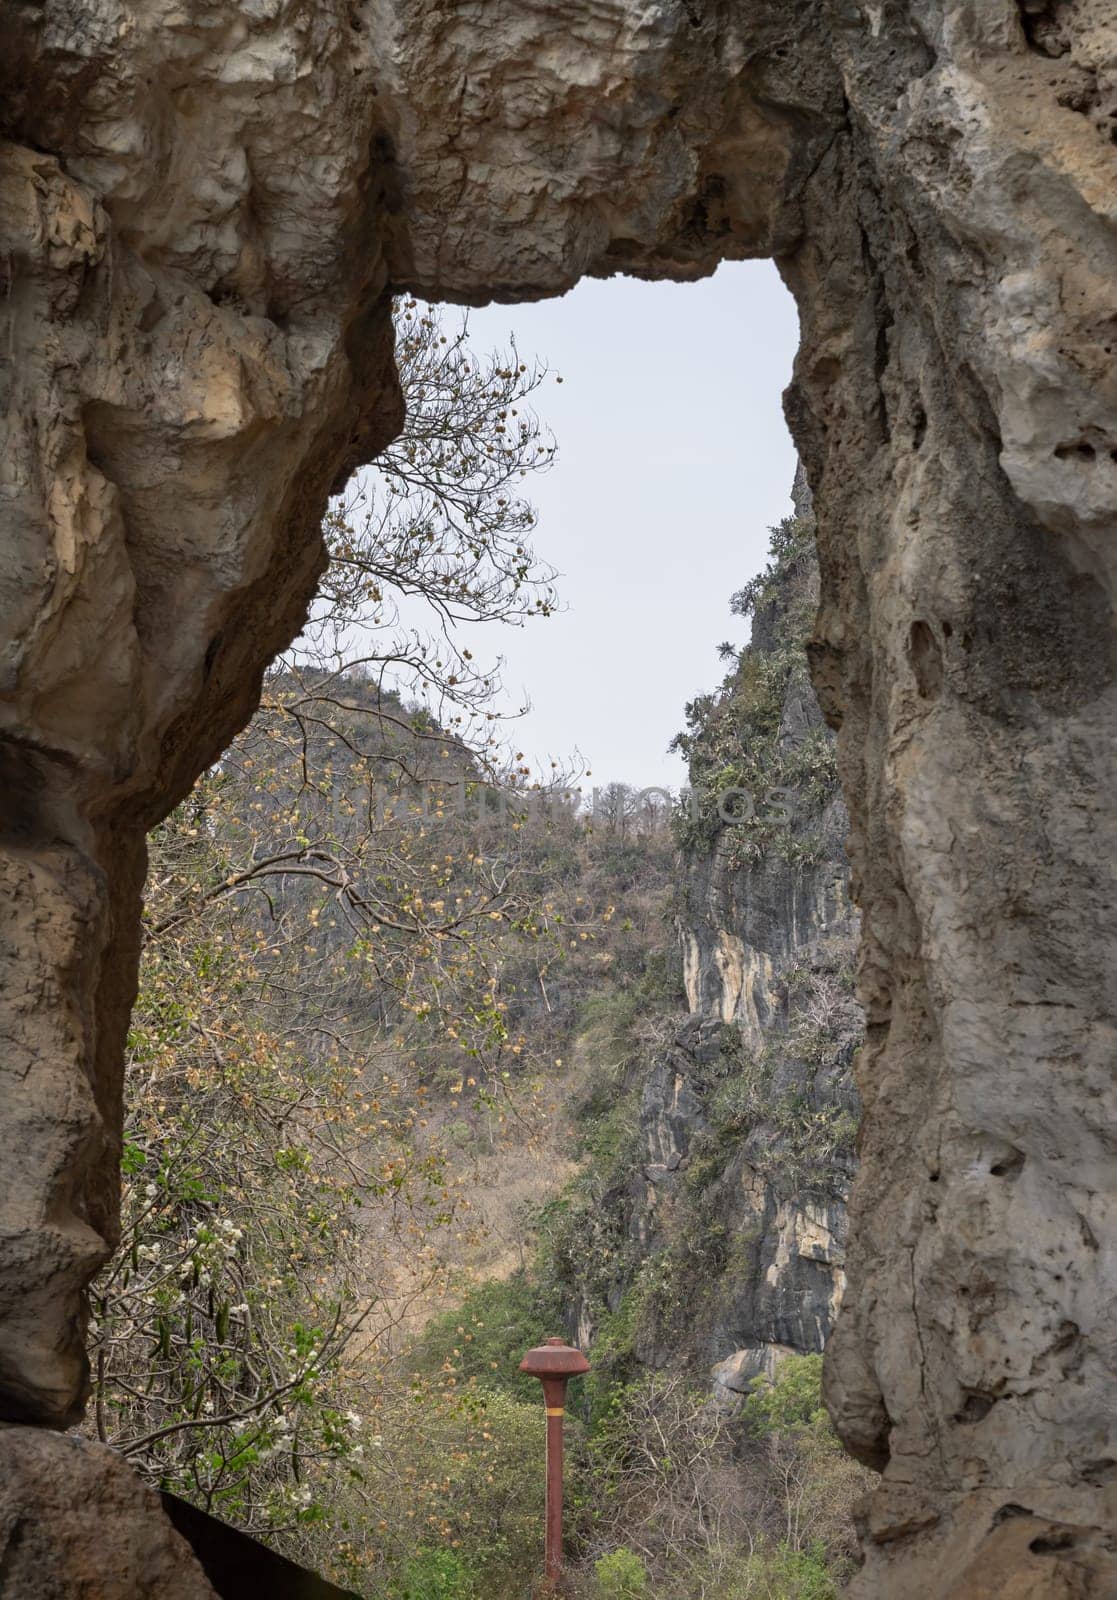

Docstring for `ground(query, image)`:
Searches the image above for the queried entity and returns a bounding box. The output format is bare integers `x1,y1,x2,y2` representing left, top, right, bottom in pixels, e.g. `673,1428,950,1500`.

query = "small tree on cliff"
292,297,560,774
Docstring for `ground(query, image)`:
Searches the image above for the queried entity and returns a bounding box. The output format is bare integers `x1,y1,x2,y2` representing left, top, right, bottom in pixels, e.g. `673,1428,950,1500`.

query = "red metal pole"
519,1337,590,1594
544,1399,565,1588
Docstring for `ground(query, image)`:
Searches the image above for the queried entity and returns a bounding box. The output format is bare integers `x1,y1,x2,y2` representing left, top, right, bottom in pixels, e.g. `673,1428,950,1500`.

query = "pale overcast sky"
391,261,801,792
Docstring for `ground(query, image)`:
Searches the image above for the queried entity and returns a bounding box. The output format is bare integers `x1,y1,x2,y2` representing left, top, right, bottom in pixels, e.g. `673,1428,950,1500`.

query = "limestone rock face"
0,1425,217,1597
632,1014,855,1369
628,520,859,1389
785,11,1117,1594
0,0,405,1427
383,0,836,296
2,1,1115,1593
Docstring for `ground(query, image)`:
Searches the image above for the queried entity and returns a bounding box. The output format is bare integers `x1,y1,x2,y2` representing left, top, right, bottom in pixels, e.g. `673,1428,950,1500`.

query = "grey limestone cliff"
625,504,863,1403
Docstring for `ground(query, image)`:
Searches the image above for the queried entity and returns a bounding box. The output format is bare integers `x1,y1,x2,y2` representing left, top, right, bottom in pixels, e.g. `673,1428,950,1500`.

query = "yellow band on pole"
545,1407,565,1416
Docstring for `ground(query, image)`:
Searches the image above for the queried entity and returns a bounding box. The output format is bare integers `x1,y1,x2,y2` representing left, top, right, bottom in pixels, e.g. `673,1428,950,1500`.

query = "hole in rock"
1079,1214,1099,1250
993,1504,1034,1526
1018,0,1071,58
1029,1531,1077,1555
95,259,883,1591
989,1146,1026,1179
955,1392,997,1424
909,619,944,700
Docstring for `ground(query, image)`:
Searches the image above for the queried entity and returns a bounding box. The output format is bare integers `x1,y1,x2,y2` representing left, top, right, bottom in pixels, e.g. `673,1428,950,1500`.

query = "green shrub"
396,1549,477,1600
725,1541,837,1599
742,1354,829,1439
577,988,639,1057
580,1292,640,1424
769,1542,838,1600
372,1386,549,1596
408,1274,564,1403
594,1546,650,1598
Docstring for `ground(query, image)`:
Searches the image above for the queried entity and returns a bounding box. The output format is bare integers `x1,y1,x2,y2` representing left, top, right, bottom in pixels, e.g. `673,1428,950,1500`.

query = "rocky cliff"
3,3,1115,1594
681,491,858,1381
581,495,863,1412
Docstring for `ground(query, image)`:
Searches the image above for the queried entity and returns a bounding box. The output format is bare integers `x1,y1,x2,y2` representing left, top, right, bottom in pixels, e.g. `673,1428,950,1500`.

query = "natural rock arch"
1,2,1114,1593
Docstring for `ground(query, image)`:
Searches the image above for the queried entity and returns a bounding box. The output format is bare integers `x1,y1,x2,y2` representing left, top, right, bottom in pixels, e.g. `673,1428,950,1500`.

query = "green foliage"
672,514,839,867
569,1368,866,1597
710,1542,838,1600
577,988,640,1064
533,1092,644,1399
742,1355,829,1439
408,1275,565,1404
527,988,648,1375
594,1547,650,1598
707,1048,773,1136
395,1550,477,1600
579,1293,641,1425
730,513,817,622
634,944,687,1011
676,939,861,1203
92,856,437,1541
361,1386,548,1596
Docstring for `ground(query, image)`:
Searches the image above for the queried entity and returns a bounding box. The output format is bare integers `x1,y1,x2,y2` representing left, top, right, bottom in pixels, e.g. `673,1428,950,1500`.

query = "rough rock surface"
631,1008,854,1375
623,514,859,1390
1,1,1115,1593
0,1425,216,1597
0,0,404,1429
